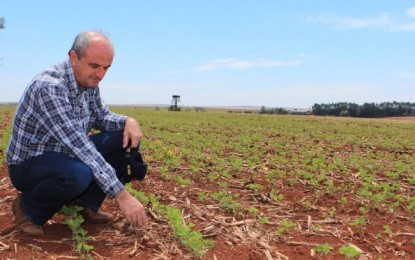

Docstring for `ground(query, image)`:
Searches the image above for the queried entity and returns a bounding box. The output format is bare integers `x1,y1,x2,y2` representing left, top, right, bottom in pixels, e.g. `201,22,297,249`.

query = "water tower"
170,95,181,111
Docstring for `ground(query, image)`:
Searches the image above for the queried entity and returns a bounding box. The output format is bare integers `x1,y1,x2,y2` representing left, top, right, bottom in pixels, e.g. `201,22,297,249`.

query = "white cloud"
407,7,415,18
308,7,415,32
308,13,392,30
193,58,303,72
334,13,391,29
397,72,415,79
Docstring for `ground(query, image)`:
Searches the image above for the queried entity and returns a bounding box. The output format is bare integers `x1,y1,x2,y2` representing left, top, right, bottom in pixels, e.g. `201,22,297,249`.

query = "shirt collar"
66,58,86,95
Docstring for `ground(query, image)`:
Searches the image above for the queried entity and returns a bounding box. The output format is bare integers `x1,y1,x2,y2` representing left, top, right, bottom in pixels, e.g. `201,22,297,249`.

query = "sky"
1,1,415,108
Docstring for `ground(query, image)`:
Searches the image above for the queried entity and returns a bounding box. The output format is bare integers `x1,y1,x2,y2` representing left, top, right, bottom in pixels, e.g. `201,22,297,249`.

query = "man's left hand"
123,117,143,148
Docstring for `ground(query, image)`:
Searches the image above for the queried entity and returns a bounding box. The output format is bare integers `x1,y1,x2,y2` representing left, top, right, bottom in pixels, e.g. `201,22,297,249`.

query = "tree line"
312,102,415,118
259,106,288,115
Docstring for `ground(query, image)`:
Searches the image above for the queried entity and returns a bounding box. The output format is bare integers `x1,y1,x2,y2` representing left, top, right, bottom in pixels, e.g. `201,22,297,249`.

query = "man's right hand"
115,189,148,227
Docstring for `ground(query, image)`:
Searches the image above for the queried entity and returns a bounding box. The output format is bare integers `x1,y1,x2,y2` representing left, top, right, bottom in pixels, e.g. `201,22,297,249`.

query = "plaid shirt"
6,59,127,198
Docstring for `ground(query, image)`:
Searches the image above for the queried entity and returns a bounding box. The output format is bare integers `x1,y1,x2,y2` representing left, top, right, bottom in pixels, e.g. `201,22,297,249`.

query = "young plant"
247,182,264,192
177,176,192,186
383,224,392,237
349,216,367,236
160,205,214,258
210,191,241,215
247,206,259,217
338,244,361,259
197,192,209,202
323,207,336,219
270,189,284,201
259,216,269,225
60,205,94,259
340,196,348,207
301,199,315,212
276,219,296,237
126,183,214,258
314,243,333,257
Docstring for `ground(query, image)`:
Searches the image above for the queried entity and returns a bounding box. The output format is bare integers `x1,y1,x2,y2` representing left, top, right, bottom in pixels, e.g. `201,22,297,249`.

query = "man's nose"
96,67,106,78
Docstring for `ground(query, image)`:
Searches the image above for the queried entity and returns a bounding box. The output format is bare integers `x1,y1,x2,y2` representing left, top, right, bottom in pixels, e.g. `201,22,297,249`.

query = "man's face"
70,40,113,88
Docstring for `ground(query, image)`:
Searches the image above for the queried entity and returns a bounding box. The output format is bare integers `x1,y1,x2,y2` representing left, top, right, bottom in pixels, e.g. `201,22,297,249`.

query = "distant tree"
348,103,360,117
312,101,415,118
339,110,350,117
259,106,288,115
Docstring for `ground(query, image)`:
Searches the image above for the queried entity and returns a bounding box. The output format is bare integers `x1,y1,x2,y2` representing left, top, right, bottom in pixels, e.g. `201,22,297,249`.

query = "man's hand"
123,117,143,148
115,189,148,227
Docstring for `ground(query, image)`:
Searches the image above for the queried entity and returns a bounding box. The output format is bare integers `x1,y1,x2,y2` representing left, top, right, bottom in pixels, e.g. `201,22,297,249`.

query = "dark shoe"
12,195,44,236
81,208,113,223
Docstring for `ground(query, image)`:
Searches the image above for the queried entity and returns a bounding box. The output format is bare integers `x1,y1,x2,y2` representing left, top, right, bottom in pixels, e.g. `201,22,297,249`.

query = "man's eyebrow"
89,62,112,69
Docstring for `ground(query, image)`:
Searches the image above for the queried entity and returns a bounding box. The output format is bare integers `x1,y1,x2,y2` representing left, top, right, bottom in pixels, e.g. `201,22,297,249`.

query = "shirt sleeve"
36,85,124,199
91,90,128,131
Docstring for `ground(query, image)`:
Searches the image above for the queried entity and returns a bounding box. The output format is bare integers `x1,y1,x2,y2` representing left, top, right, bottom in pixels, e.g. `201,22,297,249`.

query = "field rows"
120,108,415,259
1,107,415,259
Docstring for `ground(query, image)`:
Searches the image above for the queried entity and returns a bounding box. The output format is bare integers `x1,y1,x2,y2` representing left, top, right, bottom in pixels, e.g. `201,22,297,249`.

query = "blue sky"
1,1,415,108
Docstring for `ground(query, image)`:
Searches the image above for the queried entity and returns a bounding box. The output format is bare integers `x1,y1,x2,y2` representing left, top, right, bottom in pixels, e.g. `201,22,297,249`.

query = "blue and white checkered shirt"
6,59,127,198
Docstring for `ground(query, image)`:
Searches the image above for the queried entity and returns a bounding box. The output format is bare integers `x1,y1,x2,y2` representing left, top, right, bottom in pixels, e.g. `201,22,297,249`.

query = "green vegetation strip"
0,108,14,166
60,205,94,260
126,183,214,258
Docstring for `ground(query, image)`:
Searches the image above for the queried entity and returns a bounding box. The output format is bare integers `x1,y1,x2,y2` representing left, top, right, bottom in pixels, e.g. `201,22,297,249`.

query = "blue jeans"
8,130,126,225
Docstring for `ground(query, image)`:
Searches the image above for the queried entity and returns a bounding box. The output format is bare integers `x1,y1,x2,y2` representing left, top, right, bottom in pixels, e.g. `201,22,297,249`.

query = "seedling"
259,216,269,225
276,219,296,237
247,183,264,192
247,207,259,216
338,245,361,259
125,184,213,258
177,176,192,186
349,216,367,236
197,192,209,202
314,243,333,256
383,225,392,237
60,205,94,259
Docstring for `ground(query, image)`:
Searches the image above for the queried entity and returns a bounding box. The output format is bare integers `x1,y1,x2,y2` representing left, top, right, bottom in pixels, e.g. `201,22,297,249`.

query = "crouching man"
6,31,148,236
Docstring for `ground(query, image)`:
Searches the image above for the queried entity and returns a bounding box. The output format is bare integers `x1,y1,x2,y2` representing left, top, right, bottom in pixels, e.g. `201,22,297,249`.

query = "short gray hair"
68,31,113,58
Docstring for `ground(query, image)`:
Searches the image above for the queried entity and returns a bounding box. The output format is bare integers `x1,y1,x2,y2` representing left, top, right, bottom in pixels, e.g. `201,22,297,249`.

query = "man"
6,31,148,236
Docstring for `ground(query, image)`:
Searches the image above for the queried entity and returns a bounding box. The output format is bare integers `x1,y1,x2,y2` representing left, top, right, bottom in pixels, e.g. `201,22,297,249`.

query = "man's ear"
69,50,78,60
